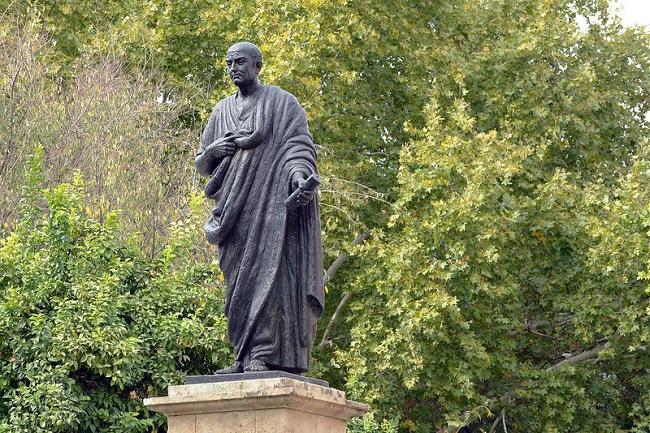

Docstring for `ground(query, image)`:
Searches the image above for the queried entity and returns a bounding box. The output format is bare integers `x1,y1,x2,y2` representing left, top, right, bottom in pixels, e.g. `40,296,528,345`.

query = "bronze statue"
195,42,323,374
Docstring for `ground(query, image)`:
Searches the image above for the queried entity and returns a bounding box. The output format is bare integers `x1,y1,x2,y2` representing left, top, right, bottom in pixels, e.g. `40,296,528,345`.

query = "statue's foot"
244,359,269,372
214,362,243,374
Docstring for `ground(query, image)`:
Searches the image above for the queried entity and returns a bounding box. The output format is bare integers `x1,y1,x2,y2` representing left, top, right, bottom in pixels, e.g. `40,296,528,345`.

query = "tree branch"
547,342,610,371
319,291,355,349
323,231,370,286
443,340,617,433
318,231,370,348
488,411,503,433
1,55,26,178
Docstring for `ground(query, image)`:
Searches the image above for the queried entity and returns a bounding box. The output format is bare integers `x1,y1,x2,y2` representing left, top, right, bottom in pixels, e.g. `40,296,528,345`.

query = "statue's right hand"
205,136,237,158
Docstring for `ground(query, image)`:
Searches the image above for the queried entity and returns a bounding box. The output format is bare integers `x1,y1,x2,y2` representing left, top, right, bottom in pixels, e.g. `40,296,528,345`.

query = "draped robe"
197,85,323,373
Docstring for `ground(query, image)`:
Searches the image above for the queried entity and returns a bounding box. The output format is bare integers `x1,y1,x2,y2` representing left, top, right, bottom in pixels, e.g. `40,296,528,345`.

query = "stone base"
185,370,329,388
144,376,369,433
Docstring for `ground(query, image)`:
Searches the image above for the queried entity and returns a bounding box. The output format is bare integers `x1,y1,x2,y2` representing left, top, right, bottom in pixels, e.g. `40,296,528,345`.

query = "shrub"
0,152,230,432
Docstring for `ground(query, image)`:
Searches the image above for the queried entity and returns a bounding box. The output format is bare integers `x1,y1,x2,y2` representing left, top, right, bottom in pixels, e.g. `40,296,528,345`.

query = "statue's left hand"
291,173,314,206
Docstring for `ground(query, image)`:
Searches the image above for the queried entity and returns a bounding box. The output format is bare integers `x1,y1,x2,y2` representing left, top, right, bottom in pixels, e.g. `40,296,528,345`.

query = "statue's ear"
256,62,263,73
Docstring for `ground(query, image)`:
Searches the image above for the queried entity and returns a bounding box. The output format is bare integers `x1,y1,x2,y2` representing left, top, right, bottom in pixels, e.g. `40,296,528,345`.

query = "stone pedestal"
144,373,369,433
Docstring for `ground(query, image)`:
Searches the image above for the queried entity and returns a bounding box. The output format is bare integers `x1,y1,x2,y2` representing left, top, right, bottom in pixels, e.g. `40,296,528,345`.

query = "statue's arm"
290,99,317,192
290,170,316,205
195,109,236,177
195,139,236,177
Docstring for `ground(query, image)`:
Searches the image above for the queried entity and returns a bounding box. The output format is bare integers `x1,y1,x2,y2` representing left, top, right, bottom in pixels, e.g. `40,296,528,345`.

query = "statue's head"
226,42,262,88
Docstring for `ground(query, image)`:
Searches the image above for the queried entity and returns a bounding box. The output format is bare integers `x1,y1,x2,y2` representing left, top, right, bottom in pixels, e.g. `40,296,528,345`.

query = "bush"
0,152,230,433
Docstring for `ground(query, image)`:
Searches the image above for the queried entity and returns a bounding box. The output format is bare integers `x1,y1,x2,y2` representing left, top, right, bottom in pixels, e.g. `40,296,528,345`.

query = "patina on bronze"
195,42,323,374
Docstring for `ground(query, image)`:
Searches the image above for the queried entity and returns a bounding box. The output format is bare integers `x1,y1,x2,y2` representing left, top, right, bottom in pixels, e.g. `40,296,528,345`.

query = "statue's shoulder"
264,85,302,107
209,93,236,115
265,86,298,102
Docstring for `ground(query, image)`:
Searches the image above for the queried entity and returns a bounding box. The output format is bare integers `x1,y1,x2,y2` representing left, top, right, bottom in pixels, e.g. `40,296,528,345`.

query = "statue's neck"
237,80,262,98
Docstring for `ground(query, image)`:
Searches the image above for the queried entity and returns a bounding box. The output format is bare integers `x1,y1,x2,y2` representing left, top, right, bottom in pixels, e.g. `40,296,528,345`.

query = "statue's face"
225,50,259,88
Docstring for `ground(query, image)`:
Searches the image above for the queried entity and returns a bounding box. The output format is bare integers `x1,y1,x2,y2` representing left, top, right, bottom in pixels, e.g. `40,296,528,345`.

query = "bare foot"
244,359,269,372
214,362,243,374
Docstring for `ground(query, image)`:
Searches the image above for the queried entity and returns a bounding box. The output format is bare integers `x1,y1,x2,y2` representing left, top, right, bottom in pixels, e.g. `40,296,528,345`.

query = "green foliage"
0,168,229,432
340,1,650,431
0,12,198,257
348,412,400,433
1,1,650,432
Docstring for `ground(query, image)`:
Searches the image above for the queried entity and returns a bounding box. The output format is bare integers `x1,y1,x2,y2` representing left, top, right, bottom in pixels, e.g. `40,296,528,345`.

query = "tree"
337,1,650,431
0,13,198,258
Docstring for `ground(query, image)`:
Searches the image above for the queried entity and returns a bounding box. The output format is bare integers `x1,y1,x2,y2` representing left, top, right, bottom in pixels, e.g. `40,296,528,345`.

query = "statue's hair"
227,42,263,66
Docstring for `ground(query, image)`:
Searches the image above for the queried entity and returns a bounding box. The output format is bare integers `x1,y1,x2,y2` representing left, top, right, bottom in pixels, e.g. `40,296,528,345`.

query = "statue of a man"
195,42,323,374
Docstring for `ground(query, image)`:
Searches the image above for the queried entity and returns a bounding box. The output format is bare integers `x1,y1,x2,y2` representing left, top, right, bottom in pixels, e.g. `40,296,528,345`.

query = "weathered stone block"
144,377,369,433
